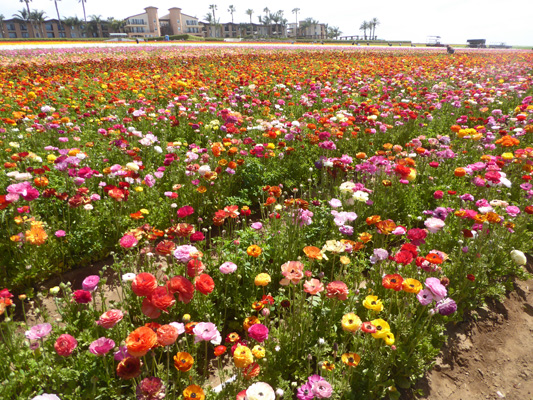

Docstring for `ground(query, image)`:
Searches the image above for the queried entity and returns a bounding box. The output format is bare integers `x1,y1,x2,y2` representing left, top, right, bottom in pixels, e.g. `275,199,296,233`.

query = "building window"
7,23,16,31
59,32,66,38
47,32,55,38
20,24,27,31
22,32,29,38
9,32,17,38
71,33,77,38
46,23,54,31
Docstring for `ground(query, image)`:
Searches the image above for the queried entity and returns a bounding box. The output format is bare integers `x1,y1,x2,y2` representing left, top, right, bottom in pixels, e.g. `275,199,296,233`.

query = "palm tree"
51,0,62,29
370,17,380,40
107,17,125,33
18,1,36,36
292,8,300,37
63,15,81,36
245,9,254,24
360,21,370,41
208,4,218,36
263,7,270,23
228,5,236,24
78,0,87,23
327,26,342,40
89,14,102,37
30,9,47,38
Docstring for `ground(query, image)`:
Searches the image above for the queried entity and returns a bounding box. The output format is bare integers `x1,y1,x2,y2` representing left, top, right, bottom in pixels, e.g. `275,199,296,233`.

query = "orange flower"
126,326,158,357
243,316,260,331
303,246,323,260
214,345,227,357
375,219,396,235
454,167,466,177
34,176,49,187
366,215,381,225
183,385,205,400
174,352,194,372
247,245,262,258
243,362,261,379
341,352,361,367
425,253,443,264
382,274,404,291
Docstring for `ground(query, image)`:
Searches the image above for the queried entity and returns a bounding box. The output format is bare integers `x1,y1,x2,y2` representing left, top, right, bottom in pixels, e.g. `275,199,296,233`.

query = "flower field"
0,45,532,400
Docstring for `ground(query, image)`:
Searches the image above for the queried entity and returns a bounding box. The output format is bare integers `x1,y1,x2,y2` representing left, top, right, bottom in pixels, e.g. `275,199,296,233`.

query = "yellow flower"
254,273,271,287
321,361,335,371
134,187,143,192
252,345,265,359
402,278,422,294
363,295,384,312
233,345,253,368
341,313,362,333
247,245,262,258
339,256,351,265
371,319,391,339
341,352,361,367
383,332,395,346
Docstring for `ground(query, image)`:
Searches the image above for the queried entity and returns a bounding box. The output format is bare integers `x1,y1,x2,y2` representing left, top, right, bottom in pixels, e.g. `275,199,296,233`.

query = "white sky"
1,0,531,46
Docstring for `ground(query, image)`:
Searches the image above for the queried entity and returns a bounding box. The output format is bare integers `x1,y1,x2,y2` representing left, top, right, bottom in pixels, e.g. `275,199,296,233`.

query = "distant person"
136,38,139,44
447,45,455,54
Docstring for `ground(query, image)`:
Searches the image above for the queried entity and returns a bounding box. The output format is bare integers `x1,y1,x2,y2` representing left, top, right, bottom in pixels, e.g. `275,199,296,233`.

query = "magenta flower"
114,345,133,362
6,181,40,202
436,298,457,316
248,323,269,343
312,378,333,398
176,205,194,218
119,234,138,248
297,382,314,400
54,230,66,237
25,323,53,340
136,377,166,400
251,222,263,230
89,337,115,356
193,322,221,345
73,289,92,304
82,275,100,292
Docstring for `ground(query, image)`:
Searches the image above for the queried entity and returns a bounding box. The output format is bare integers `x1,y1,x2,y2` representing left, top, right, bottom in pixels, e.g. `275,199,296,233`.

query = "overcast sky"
1,0,531,46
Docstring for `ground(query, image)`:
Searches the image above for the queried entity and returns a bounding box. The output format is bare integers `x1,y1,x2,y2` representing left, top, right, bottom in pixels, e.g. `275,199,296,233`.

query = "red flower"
149,286,176,312
382,274,404,291
177,206,195,218
190,231,205,242
361,322,377,334
73,290,92,304
155,240,176,256
467,274,476,281
394,250,413,266
141,298,161,319
54,334,78,357
425,253,443,264
187,259,205,277
326,281,349,301
167,276,195,304
214,345,227,357
194,274,215,295
132,273,158,297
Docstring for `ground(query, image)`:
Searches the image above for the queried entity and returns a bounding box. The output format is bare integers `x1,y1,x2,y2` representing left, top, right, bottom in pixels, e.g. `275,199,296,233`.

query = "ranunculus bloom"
233,345,254,368
436,298,457,315
425,277,447,301
149,286,176,311
73,290,92,304
303,278,324,295
248,323,269,343
31,394,60,400
174,351,194,372
82,275,100,291
136,377,166,400
177,205,195,218
194,274,215,295
245,382,275,400
219,261,237,274
424,217,445,233
187,259,205,277
193,322,221,345
326,281,349,300
173,245,200,263
417,289,435,306
183,384,205,400
382,274,404,291
311,378,333,398
116,357,142,380
141,298,161,319
89,337,115,356
96,309,124,329
155,240,176,256
510,249,527,265
119,234,138,248
54,334,77,357
167,275,195,304
126,326,158,357
25,323,53,340
132,273,158,297
157,324,179,346
247,245,262,257
280,261,304,285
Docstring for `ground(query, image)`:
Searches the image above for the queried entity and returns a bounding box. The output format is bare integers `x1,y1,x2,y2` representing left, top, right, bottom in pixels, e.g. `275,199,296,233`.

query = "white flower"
245,382,275,400
122,273,136,282
510,250,527,266
353,190,369,202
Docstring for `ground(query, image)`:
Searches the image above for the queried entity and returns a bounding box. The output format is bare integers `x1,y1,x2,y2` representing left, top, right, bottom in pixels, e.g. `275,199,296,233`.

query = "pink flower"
328,198,342,208
248,323,269,343
424,217,445,233
425,277,447,301
25,323,52,340
113,345,132,361
173,245,199,263
54,230,66,237
219,261,237,274
506,205,520,217
311,379,333,398
96,309,124,329
303,279,324,295
177,205,195,218
73,289,92,304
54,334,78,357
7,181,40,202
251,222,263,230
326,281,349,300
119,234,138,248
417,289,434,306
82,275,100,291
89,337,115,356
280,261,304,285
193,322,221,345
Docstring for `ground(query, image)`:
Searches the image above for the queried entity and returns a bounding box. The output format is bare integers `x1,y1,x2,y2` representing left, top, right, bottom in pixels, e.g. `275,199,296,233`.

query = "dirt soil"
414,275,533,400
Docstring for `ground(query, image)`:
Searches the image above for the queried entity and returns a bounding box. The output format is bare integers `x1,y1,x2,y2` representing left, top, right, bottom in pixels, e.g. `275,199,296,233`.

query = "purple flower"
297,383,315,400
193,322,221,345
248,323,269,343
370,248,389,264
339,225,354,236
89,337,115,356
82,275,100,292
25,323,52,340
436,298,457,316
136,377,166,400
425,277,447,301
417,289,434,306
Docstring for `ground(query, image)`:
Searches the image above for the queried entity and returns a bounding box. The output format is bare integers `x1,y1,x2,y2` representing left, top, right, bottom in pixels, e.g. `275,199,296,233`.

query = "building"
0,18,109,39
124,7,202,38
